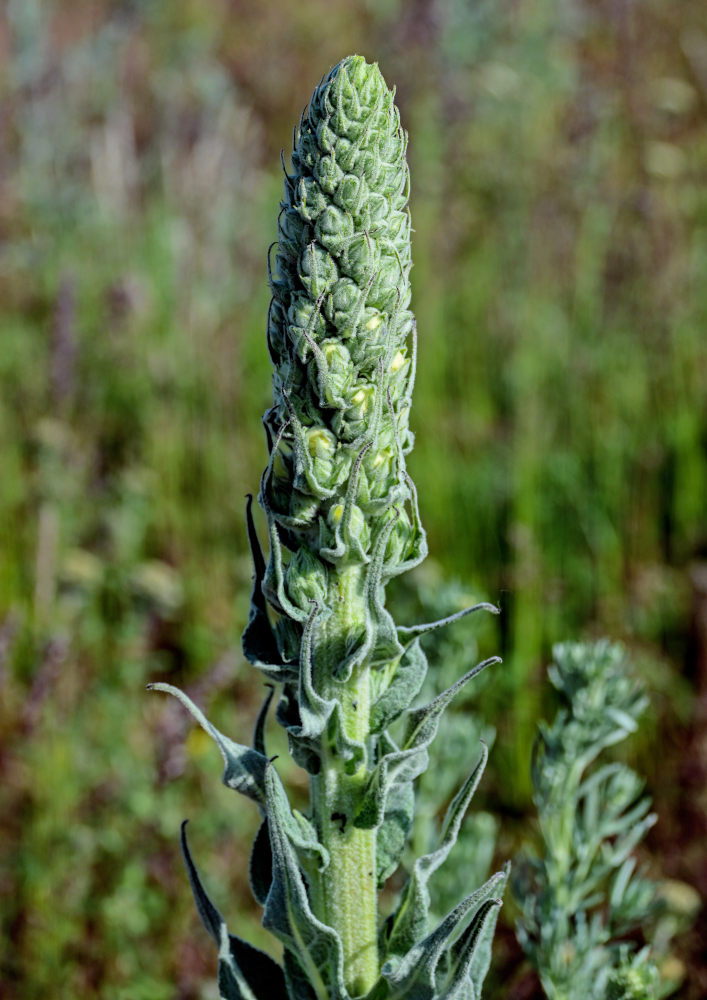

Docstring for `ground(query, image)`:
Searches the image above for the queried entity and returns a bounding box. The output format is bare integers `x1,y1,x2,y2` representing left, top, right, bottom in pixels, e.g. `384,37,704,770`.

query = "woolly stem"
311,564,378,996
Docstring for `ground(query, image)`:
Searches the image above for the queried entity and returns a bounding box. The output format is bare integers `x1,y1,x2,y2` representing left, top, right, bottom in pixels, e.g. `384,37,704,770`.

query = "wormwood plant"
150,56,507,999
514,642,661,1000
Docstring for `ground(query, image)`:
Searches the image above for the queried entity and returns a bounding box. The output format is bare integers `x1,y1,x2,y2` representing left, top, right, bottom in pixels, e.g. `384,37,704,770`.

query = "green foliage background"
1,0,705,996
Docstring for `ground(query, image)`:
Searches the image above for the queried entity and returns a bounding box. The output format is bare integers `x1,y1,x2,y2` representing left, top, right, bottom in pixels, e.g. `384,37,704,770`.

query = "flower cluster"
260,53,424,616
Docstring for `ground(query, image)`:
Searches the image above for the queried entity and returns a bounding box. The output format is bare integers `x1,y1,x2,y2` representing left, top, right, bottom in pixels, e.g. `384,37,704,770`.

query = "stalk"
260,57,424,996
254,57,424,992
151,54,506,1000
311,566,377,993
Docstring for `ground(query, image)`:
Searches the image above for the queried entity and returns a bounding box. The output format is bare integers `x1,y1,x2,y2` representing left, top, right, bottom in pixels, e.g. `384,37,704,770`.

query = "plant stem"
311,564,378,996
312,752,377,995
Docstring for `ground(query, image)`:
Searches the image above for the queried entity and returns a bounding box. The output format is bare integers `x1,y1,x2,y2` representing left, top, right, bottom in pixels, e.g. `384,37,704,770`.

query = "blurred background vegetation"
0,0,705,996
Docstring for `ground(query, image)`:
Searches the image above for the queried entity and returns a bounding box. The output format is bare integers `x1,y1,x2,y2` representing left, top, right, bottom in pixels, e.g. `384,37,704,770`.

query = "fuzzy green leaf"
401,658,499,753
380,876,505,1000
180,822,287,1000
440,897,503,1000
148,683,269,807
370,638,428,734
465,865,509,996
396,602,499,644
376,776,415,885
382,744,490,955
356,658,499,830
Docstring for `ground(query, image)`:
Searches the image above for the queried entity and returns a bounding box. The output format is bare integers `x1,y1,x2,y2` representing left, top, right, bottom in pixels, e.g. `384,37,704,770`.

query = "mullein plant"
150,55,507,1000
514,641,662,1000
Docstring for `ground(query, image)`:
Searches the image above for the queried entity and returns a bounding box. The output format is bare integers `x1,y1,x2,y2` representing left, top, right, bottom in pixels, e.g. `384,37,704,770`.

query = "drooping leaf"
253,684,275,757
249,819,273,906
216,922,289,1000
242,494,297,681
148,683,268,807
180,820,221,943
180,821,287,1000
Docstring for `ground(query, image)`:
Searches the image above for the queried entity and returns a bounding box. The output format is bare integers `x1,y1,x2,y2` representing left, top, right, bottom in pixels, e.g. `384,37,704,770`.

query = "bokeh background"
1,0,705,996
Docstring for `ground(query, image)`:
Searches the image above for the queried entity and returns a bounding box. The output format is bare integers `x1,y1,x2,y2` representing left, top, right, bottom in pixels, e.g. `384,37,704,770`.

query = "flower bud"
289,490,320,526
332,383,376,441
294,176,327,222
314,154,345,195
341,233,379,287
315,205,355,256
382,506,415,565
279,208,312,257
286,546,329,611
303,426,342,491
387,349,411,403
348,310,388,369
326,501,371,559
311,340,355,408
262,53,424,638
